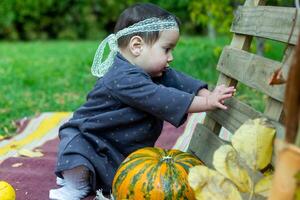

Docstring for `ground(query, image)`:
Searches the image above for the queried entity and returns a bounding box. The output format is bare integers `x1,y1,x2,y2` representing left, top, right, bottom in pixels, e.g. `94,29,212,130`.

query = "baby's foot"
49,185,91,200
56,177,65,186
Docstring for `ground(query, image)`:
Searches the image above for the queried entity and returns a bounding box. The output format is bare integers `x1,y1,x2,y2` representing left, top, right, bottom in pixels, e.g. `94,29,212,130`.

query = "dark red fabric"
0,121,186,200
154,121,186,149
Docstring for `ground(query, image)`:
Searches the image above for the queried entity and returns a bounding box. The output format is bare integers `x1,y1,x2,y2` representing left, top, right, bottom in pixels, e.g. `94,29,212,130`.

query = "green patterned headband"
91,16,179,78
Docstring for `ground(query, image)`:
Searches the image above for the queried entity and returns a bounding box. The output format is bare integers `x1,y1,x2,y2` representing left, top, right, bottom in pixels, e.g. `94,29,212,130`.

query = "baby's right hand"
206,84,235,110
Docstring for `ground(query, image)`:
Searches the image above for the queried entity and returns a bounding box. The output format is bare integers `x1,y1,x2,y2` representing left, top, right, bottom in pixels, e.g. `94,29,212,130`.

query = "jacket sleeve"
103,69,193,127
154,68,208,94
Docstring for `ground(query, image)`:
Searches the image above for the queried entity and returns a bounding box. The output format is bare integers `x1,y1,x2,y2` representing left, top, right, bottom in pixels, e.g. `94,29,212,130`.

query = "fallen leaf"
10,144,18,149
269,68,286,85
188,165,242,200
18,149,44,158
231,118,275,170
35,148,42,152
11,163,23,168
254,174,273,197
213,145,252,192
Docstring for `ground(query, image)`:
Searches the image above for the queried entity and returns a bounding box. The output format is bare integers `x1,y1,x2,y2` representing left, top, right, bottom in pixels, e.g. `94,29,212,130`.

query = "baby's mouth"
163,66,169,71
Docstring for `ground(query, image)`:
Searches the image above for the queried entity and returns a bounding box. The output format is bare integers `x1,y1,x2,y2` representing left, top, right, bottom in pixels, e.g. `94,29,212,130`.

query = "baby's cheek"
157,63,165,71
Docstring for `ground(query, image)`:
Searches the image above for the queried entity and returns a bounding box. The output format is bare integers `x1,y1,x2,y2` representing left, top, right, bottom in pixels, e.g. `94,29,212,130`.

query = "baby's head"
115,3,180,77
91,3,180,78
115,3,180,48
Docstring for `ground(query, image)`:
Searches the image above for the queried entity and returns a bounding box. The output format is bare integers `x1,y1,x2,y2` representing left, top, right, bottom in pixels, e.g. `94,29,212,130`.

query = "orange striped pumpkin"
112,147,203,199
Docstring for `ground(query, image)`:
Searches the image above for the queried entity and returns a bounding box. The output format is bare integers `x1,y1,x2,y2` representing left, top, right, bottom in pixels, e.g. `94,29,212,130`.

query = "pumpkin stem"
162,156,173,161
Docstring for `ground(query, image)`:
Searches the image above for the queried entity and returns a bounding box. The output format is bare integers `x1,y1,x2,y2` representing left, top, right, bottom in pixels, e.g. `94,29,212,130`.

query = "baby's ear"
129,36,143,56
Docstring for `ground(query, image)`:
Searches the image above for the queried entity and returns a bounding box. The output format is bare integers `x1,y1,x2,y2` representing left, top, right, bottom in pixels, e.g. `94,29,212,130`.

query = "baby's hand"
206,84,235,110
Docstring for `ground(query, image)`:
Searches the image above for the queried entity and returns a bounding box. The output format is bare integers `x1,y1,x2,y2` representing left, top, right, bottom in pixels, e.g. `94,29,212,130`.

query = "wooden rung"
207,97,262,133
188,117,284,169
231,6,299,45
205,96,285,139
187,123,228,168
217,46,286,102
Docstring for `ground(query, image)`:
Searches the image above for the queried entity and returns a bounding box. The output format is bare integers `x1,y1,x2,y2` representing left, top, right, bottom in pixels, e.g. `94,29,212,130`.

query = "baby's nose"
167,54,173,62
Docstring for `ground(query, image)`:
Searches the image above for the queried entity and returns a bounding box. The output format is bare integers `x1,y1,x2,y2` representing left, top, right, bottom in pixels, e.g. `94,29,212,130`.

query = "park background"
0,0,294,137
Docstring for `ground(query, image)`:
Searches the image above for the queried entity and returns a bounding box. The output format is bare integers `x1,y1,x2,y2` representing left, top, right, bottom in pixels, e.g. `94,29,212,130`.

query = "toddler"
49,2,235,200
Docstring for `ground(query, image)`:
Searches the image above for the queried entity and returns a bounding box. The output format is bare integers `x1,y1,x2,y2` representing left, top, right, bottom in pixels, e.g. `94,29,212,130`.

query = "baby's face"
138,30,179,77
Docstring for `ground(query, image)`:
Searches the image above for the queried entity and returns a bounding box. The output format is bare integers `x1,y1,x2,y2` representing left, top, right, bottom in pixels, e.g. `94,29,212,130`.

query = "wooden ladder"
187,0,299,197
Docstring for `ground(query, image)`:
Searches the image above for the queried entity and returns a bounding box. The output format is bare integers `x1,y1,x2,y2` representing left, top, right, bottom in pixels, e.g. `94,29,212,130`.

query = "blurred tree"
188,0,244,40
267,0,293,6
0,0,296,40
188,0,294,40
0,0,18,39
96,0,147,32
149,0,199,33
0,0,145,40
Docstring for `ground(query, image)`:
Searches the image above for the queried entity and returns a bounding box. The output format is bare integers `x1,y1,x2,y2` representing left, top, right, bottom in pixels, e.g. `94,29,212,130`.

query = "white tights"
49,166,91,200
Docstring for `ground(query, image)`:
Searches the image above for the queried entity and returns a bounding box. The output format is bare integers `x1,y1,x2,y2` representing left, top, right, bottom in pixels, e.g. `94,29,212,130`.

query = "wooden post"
268,141,300,200
202,0,266,135
264,46,294,122
268,25,299,200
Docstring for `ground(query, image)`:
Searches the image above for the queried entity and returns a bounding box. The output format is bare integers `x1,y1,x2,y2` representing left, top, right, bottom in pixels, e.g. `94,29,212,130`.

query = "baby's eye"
164,48,171,53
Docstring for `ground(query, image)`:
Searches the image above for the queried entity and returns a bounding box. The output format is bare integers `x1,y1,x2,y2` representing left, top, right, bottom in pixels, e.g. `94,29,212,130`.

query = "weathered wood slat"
217,46,286,102
202,74,238,135
231,6,299,44
264,97,283,121
207,97,262,133
187,123,228,168
244,0,266,6
263,46,294,122
187,2,290,193
199,0,265,136
281,45,295,79
269,119,285,141
204,96,285,139
187,119,284,168
230,34,253,50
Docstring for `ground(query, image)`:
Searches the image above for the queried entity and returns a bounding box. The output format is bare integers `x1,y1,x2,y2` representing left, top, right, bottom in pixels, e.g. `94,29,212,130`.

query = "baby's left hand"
207,84,235,110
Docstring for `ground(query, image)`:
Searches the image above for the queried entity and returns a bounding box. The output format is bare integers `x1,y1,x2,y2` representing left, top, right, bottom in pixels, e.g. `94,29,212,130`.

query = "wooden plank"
203,116,221,134
264,97,283,121
189,0,266,157
207,97,262,133
269,119,285,141
187,117,284,168
245,0,267,6
231,6,299,45
200,0,266,135
281,45,295,78
230,34,252,50
217,46,286,102
205,96,285,140
203,74,238,134
187,123,228,168
264,44,294,125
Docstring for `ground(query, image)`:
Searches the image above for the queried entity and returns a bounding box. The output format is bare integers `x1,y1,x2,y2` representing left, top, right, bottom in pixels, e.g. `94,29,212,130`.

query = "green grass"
0,36,284,136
